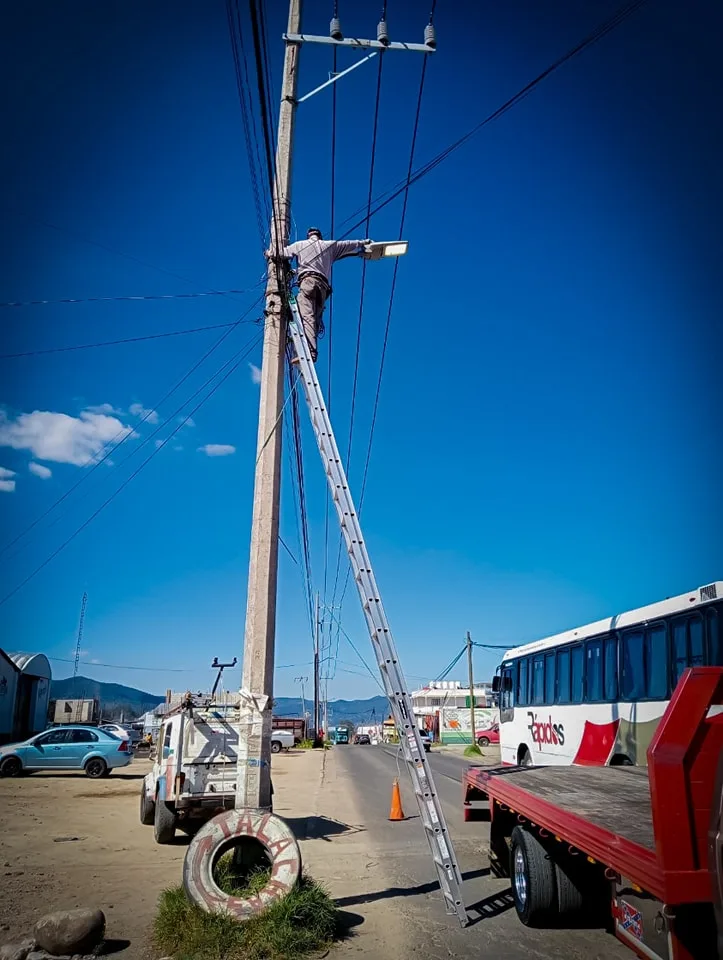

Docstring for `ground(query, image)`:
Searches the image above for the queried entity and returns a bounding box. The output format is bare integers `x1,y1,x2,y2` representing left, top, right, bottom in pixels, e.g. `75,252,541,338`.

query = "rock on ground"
0,939,36,960
33,910,105,957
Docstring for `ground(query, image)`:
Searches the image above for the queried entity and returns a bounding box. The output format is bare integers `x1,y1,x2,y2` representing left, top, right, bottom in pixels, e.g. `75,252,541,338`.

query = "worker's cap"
307,227,323,240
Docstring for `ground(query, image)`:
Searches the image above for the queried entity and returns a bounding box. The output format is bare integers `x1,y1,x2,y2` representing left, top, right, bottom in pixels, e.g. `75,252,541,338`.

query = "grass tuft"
463,743,483,758
298,738,315,750
154,875,340,960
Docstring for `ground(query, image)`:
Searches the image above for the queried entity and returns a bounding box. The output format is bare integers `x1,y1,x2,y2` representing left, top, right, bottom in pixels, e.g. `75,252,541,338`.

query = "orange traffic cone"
389,778,405,821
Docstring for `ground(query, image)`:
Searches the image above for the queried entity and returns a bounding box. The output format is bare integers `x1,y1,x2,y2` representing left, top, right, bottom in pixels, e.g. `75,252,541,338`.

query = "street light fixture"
362,240,409,261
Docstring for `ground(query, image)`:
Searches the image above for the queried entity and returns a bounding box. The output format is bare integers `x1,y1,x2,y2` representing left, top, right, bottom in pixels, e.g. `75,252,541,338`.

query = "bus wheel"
609,754,633,766
518,747,533,767
509,826,557,927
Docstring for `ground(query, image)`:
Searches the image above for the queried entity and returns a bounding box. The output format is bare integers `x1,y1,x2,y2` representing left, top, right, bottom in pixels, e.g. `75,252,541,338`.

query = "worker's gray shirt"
282,238,365,284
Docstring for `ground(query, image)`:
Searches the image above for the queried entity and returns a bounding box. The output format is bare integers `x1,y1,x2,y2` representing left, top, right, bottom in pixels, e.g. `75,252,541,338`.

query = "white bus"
493,581,722,767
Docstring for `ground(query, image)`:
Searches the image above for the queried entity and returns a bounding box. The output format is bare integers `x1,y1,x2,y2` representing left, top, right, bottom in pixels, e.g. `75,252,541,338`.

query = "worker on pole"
270,227,370,362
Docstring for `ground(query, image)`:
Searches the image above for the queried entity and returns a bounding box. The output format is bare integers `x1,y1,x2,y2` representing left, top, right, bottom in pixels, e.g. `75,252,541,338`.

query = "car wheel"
154,791,176,844
510,826,558,927
271,740,282,754
0,756,22,778
478,737,490,747
140,782,156,826
84,757,108,779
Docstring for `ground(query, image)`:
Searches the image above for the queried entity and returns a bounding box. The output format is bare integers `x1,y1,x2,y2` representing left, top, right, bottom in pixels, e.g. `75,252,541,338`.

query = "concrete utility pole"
294,675,308,724
239,0,302,811
466,631,477,747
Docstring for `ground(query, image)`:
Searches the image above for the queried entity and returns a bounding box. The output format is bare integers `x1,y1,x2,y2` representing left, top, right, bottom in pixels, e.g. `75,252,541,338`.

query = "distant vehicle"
99,723,141,745
419,730,432,752
0,726,133,778
476,723,500,747
270,729,294,753
272,716,306,744
334,728,350,744
354,734,371,745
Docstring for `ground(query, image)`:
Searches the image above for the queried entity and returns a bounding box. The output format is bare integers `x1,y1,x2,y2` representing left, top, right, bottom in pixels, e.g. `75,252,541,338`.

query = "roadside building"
410,680,498,744
0,649,52,744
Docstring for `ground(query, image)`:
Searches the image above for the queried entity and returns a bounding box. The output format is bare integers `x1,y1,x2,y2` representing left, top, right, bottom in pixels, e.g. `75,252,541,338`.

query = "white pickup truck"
141,705,294,844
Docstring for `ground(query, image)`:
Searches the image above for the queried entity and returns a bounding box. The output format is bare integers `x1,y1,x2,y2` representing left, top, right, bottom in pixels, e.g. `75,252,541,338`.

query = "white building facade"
411,680,499,744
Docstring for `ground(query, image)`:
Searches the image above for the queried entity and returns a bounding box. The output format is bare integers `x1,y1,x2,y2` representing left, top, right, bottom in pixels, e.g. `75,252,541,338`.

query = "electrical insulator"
377,19,390,45
330,17,343,41
424,23,437,49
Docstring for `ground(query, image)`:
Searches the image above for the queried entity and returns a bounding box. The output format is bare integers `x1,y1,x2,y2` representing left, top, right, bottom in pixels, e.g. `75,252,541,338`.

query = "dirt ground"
0,749,405,960
0,754,326,959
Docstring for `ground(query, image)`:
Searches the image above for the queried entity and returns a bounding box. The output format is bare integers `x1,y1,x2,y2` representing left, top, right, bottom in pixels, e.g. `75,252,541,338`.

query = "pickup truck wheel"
510,826,557,927
270,740,282,754
140,782,156,826
154,793,176,844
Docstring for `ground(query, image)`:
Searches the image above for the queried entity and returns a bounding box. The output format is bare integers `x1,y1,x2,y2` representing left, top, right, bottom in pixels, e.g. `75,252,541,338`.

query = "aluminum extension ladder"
287,294,469,927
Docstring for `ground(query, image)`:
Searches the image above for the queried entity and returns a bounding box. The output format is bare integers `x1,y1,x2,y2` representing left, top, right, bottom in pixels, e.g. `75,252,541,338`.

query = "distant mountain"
50,676,164,719
49,677,389,725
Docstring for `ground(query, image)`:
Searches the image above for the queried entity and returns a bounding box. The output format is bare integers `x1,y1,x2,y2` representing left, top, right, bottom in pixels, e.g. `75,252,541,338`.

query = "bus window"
557,649,570,702
709,608,722,665
532,656,544,704
517,658,528,706
544,652,555,704
672,620,687,685
689,618,704,667
604,636,618,700
621,630,645,699
586,639,603,701
571,646,584,703
645,624,668,699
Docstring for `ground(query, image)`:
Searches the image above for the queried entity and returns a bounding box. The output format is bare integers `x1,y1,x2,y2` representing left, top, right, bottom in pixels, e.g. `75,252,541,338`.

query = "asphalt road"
335,744,629,960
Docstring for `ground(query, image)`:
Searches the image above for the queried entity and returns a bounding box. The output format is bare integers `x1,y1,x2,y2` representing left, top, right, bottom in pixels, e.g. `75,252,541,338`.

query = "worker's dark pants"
296,273,330,362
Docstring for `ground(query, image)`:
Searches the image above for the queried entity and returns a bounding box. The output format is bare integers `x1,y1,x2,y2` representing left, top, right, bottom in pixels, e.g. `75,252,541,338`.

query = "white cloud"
154,439,164,449
71,648,90,659
0,408,136,467
129,402,159,425
249,363,262,385
197,444,236,457
0,466,16,493
85,403,121,415
90,658,101,664
173,445,184,452
178,417,195,429
29,462,52,480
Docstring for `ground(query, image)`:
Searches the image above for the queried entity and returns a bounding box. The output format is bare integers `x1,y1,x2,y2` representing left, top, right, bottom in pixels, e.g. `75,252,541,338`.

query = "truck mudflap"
612,881,669,960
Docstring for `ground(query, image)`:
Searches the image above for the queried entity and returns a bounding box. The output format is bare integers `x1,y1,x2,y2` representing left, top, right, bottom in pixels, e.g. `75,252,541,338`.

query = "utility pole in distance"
294,675,309,726
313,592,320,743
238,0,302,812
466,631,477,747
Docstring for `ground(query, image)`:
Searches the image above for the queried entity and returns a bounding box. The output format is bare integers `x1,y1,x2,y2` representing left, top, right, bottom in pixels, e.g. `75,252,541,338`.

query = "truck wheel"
510,826,557,927
154,792,176,844
140,782,155,826
270,740,282,754
555,861,586,917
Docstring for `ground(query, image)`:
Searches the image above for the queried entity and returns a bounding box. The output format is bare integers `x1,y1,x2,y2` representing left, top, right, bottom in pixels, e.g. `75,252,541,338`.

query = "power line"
0,331,263,607
339,0,650,240
0,318,261,359
0,295,264,560
2,206,256,302
0,284,264,310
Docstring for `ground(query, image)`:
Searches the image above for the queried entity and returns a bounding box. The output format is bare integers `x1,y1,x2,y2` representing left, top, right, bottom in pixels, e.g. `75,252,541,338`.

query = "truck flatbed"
465,763,662,895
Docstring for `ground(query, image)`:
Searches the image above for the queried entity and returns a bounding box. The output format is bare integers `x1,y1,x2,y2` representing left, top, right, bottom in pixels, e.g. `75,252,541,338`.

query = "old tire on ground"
0,755,22,777
183,809,302,918
84,757,107,779
154,793,176,844
270,740,282,754
510,826,557,927
140,782,155,826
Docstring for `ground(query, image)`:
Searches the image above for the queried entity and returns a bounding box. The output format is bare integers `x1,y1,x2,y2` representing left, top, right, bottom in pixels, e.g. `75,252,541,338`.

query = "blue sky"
1,0,721,701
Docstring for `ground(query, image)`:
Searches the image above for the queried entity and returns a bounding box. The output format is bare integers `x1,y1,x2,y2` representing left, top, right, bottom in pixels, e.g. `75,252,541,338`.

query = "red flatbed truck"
462,667,723,959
